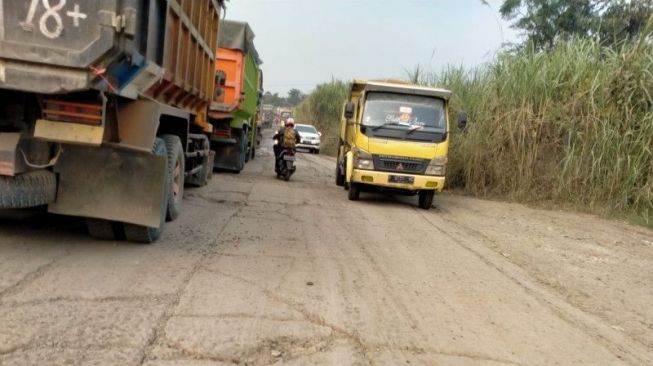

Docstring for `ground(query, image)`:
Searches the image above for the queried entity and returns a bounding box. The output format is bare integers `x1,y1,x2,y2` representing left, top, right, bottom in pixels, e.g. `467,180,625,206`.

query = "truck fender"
345,151,354,184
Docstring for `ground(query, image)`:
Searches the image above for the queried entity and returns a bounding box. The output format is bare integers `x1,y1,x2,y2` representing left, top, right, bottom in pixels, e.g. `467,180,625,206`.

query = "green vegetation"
498,0,653,50
262,88,306,108
294,80,349,156
426,34,652,226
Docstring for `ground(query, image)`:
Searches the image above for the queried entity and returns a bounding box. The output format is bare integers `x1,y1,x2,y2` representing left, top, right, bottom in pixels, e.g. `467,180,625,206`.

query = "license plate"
388,175,414,184
283,155,296,161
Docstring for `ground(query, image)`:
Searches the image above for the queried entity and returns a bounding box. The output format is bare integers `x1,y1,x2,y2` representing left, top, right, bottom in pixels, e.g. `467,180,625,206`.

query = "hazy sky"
225,0,519,95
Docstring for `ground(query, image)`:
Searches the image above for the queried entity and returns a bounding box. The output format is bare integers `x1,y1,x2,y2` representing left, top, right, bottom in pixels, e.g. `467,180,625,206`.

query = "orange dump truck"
209,20,263,172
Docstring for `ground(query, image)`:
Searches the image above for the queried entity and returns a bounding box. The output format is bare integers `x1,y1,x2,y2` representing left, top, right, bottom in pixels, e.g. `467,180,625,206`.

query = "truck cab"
335,80,460,209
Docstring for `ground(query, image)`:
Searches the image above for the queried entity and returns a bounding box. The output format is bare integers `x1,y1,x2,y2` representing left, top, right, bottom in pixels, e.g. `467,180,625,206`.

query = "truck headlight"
425,157,447,176
354,148,374,170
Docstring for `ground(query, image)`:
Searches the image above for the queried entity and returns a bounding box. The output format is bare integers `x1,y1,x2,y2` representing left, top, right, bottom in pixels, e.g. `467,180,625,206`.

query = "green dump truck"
209,20,263,173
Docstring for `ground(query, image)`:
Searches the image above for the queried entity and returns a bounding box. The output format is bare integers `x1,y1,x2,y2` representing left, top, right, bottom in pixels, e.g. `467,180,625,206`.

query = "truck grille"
373,155,428,174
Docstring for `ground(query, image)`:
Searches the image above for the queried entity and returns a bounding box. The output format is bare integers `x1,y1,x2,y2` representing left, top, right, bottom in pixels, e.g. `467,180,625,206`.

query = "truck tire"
0,170,57,209
207,151,215,180
348,182,360,201
234,129,246,173
124,138,168,244
418,190,435,210
186,136,210,187
86,219,123,241
162,135,185,222
244,126,251,163
335,161,345,187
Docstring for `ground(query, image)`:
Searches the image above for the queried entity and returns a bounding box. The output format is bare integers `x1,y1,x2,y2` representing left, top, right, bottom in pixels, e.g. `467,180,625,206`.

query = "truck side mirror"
457,112,468,131
344,101,355,119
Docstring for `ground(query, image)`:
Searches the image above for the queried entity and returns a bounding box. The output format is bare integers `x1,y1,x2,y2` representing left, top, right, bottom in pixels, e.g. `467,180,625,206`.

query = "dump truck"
0,0,224,242
261,104,275,128
278,107,293,128
209,20,263,173
335,80,467,209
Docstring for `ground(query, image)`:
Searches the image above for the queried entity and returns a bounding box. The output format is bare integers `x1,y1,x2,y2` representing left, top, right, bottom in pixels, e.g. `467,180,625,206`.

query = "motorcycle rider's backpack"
282,128,297,148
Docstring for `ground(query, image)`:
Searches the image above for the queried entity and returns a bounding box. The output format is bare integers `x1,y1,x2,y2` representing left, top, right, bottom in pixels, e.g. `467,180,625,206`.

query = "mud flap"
49,145,167,228
211,132,245,172
0,133,24,176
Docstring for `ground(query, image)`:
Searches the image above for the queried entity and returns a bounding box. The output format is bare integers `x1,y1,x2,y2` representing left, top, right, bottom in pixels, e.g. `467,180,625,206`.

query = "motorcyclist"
273,118,301,171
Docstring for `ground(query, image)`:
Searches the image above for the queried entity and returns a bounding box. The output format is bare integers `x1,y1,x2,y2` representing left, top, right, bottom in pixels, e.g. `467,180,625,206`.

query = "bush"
294,80,349,156
423,36,652,225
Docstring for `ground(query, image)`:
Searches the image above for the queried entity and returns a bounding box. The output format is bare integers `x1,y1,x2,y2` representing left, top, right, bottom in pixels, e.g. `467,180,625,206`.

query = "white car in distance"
295,124,322,154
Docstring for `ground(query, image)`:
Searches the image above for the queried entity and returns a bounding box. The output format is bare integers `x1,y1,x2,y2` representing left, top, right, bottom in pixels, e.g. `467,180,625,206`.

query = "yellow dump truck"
335,80,467,209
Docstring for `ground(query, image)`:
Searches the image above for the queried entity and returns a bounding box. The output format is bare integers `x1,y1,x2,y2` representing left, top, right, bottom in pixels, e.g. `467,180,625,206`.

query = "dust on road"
1,132,652,365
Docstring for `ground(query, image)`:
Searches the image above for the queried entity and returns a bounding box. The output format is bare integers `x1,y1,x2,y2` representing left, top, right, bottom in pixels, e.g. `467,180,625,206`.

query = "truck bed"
0,0,222,129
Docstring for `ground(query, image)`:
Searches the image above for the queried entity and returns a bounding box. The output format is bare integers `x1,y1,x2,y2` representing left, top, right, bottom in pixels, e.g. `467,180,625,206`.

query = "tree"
500,0,597,51
286,88,305,107
598,0,653,45
498,0,653,50
263,91,284,107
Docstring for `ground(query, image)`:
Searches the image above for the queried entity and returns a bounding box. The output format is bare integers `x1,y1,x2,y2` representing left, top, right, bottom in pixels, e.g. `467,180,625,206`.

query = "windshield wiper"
372,122,404,131
404,125,424,136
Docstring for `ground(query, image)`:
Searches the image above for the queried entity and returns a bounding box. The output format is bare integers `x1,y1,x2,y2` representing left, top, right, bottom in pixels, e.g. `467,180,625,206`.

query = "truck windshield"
361,92,446,142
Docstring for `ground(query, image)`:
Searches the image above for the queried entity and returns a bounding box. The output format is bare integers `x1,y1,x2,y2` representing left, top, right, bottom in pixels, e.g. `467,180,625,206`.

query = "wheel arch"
157,114,189,152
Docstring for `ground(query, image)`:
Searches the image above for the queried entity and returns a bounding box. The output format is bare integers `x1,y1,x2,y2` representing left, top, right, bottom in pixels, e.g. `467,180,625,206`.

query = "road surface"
1,130,652,365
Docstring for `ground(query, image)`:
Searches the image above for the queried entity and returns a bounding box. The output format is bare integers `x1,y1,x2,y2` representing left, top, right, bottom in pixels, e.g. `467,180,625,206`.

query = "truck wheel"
207,151,215,180
124,138,168,244
418,190,435,210
86,219,123,241
335,162,345,187
244,127,251,163
348,182,360,201
0,170,57,209
162,135,185,222
186,136,210,187
235,129,246,173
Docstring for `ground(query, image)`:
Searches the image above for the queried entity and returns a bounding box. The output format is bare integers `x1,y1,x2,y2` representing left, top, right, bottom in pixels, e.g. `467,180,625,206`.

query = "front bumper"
297,142,320,150
351,169,444,192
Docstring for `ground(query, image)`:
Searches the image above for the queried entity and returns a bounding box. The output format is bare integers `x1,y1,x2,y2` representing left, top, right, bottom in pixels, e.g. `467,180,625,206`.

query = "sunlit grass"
424,35,652,226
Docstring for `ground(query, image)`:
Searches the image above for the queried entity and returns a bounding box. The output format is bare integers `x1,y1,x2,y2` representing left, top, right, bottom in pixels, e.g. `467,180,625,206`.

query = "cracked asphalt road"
1,130,652,365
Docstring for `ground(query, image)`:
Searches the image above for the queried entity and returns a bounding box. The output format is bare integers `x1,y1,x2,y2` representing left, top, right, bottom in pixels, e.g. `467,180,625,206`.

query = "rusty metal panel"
0,1,116,68
154,0,221,131
116,100,162,152
49,144,167,228
0,133,25,176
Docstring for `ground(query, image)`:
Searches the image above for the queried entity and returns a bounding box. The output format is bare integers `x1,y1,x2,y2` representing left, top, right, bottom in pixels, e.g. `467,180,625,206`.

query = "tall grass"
297,35,653,226
294,80,349,156
426,35,653,225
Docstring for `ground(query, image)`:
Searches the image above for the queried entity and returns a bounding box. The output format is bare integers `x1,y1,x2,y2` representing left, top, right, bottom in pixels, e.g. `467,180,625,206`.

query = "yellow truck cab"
335,80,465,209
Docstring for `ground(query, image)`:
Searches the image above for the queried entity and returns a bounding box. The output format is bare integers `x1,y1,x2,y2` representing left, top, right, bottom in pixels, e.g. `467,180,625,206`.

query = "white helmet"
285,118,295,127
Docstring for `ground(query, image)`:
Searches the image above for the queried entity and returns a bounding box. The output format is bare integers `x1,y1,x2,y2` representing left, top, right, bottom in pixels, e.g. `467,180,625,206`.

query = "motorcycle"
273,139,296,181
